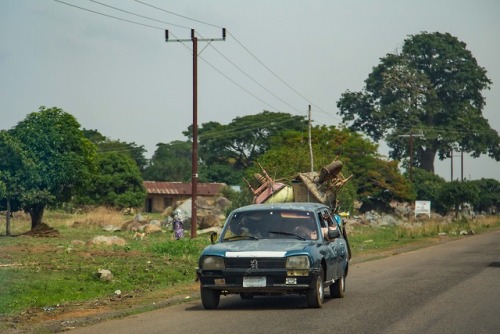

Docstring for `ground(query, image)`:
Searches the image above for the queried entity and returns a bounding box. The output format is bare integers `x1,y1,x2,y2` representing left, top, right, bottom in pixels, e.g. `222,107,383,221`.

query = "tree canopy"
438,180,479,216
470,178,500,214
183,111,308,184
337,31,498,173
7,107,96,228
74,151,146,208
142,141,192,182
82,129,148,172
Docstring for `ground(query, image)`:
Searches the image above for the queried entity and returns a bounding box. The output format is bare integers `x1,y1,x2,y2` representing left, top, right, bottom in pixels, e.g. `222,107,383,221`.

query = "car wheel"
240,293,254,300
329,274,345,298
200,285,220,309
306,267,324,308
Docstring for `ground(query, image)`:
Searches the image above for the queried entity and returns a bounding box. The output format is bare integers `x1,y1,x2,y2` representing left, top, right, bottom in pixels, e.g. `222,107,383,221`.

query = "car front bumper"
197,267,321,294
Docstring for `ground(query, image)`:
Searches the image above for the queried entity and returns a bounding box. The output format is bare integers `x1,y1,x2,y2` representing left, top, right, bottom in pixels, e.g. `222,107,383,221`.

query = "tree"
8,107,96,229
82,129,148,172
470,178,500,214
184,111,308,184
337,32,498,173
409,168,446,213
142,141,192,181
0,131,34,235
438,180,480,216
74,152,146,208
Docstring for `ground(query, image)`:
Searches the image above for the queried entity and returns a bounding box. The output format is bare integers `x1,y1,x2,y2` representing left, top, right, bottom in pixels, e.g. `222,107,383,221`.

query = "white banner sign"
415,200,431,218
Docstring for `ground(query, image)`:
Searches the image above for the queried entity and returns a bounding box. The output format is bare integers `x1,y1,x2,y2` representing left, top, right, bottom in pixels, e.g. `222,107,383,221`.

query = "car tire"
240,293,254,300
306,267,324,308
330,274,345,298
200,285,220,309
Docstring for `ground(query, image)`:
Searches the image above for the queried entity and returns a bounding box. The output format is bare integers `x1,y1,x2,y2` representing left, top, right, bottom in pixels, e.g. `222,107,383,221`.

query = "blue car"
196,202,350,309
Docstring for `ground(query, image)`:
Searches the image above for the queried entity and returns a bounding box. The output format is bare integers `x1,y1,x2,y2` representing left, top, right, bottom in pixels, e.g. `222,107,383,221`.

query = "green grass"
0,210,212,317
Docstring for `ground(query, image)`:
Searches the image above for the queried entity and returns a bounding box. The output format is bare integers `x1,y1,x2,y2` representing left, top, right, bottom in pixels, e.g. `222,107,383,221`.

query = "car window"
222,210,319,240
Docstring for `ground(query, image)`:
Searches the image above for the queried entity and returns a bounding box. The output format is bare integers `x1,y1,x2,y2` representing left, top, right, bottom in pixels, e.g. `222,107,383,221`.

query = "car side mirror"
327,228,341,240
210,231,218,244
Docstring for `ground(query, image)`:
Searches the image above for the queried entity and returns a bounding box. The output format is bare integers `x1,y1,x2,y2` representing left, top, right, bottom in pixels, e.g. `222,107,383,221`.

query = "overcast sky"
1,0,499,181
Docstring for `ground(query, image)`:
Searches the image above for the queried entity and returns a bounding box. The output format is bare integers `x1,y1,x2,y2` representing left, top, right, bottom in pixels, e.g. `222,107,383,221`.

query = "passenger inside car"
293,218,318,240
320,212,338,240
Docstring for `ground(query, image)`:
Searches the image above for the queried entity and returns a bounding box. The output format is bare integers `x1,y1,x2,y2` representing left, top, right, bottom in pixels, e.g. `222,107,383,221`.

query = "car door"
322,210,348,278
317,210,338,281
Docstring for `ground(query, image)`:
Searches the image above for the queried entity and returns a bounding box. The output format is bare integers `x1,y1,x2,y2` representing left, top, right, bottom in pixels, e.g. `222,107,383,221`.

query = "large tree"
8,107,96,228
337,31,498,173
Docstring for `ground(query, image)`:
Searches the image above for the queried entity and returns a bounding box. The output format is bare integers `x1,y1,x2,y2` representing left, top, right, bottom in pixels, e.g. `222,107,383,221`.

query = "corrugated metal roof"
143,181,226,196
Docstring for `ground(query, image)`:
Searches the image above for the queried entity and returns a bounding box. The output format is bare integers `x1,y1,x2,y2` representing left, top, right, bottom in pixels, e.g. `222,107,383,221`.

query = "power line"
56,1,311,119
54,1,339,141
88,0,192,29
133,0,339,122
54,0,164,30
227,31,341,122
134,0,223,29
198,33,305,116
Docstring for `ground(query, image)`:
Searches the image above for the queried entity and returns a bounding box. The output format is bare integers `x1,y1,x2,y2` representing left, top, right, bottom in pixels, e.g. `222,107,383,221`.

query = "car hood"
201,239,316,258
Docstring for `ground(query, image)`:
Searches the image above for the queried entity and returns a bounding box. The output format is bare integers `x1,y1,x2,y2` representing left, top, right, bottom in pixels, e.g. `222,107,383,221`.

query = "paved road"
70,230,500,334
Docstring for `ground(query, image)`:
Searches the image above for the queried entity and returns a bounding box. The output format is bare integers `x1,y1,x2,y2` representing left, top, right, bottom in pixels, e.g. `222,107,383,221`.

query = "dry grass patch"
71,207,127,228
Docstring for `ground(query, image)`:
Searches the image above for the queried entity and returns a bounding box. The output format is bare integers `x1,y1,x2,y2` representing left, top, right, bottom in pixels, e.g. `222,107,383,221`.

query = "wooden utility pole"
450,149,464,181
165,28,225,238
461,150,464,181
451,148,454,181
398,131,424,181
308,105,313,173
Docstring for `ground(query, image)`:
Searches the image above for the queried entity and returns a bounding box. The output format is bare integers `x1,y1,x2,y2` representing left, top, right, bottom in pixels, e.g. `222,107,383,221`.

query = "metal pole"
191,30,198,238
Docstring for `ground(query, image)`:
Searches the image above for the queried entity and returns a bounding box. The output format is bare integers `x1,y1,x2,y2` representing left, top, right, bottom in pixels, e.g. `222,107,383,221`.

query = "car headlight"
201,256,225,270
286,255,310,270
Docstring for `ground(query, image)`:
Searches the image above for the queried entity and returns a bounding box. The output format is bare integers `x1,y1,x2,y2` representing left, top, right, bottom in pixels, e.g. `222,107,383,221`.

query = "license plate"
243,276,266,287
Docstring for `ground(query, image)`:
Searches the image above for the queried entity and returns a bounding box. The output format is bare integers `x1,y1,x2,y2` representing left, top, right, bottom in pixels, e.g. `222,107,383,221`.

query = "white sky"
1,0,499,181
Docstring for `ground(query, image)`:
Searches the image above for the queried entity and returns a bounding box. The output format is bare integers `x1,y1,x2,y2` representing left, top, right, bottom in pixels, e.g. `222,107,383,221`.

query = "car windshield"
222,210,319,241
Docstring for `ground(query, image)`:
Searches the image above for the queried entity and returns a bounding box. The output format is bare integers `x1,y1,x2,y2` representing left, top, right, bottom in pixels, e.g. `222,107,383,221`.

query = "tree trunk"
420,147,437,173
30,204,45,229
6,198,11,236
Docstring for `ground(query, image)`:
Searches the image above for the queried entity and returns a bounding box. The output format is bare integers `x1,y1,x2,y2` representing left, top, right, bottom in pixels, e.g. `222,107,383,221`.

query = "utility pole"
451,148,453,181
398,131,424,181
165,28,225,238
308,105,313,173
461,150,464,181
449,149,464,181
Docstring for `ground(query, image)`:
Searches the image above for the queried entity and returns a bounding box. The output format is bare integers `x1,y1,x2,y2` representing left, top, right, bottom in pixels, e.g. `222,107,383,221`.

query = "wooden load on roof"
244,159,352,208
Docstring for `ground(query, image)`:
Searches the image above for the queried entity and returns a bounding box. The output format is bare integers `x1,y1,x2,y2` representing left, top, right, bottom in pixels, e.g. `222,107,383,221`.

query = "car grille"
225,257,286,269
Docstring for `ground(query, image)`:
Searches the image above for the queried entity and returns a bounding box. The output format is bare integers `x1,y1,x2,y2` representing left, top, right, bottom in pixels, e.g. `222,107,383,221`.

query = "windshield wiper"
268,231,306,241
223,235,259,241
